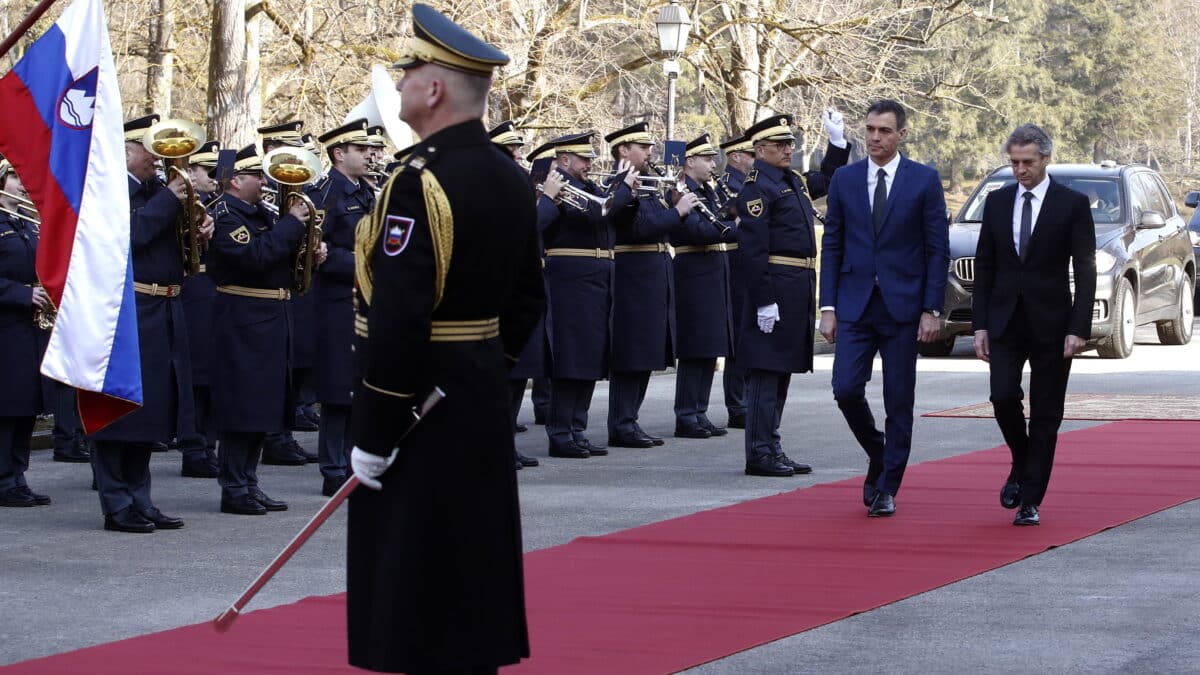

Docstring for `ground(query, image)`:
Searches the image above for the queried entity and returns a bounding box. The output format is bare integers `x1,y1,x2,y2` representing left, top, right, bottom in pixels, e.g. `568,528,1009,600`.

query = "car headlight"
1189,231,1200,246
1095,250,1116,274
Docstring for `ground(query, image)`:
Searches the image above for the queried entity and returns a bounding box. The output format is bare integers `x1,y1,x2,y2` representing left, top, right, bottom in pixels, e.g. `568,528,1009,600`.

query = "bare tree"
145,0,175,116
207,0,256,147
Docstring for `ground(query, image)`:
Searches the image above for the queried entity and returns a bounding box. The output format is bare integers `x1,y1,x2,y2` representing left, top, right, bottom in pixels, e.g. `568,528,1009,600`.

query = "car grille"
948,309,973,323
953,257,975,290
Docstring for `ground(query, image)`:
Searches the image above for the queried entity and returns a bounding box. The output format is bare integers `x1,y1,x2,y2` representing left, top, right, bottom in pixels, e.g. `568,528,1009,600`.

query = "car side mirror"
1186,191,1200,208
1138,210,1166,229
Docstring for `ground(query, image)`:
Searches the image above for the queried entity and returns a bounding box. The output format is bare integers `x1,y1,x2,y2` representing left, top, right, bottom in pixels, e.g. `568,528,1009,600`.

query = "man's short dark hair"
866,99,907,130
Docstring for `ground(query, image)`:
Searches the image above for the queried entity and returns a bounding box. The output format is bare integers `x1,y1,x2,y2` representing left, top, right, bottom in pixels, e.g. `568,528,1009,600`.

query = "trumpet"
0,188,41,225
31,282,55,330
263,147,325,294
675,178,730,236
143,119,207,277
537,171,613,216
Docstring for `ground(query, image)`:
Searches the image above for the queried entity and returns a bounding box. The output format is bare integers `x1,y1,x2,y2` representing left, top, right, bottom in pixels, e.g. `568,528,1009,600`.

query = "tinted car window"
1145,173,1177,217
1127,173,1153,218
1135,172,1170,217
957,175,1123,225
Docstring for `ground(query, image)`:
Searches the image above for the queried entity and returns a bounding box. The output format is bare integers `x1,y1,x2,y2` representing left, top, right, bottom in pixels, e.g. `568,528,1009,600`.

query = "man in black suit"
972,123,1096,527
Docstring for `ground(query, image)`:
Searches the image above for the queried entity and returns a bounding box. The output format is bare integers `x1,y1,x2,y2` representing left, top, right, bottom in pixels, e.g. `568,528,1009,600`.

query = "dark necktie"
872,168,887,235
1019,192,1033,261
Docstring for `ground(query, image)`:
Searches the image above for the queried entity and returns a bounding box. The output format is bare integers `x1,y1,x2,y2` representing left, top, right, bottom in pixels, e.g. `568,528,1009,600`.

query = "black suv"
926,163,1194,358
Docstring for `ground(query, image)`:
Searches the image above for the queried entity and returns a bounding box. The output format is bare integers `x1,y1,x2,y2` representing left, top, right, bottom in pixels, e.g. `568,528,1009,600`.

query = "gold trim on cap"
556,144,597,158
750,117,795,143
233,155,263,172
399,35,499,75
723,140,754,154
324,129,371,147
491,131,525,146
607,131,655,147
686,142,718,158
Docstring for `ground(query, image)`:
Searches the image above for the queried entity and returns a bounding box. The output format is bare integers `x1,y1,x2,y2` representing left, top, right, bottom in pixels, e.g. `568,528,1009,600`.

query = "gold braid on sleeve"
354,172,400,308
419,170,454,310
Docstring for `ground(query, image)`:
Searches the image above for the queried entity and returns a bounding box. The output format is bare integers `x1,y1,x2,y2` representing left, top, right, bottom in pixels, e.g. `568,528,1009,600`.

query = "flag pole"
0,0,60,62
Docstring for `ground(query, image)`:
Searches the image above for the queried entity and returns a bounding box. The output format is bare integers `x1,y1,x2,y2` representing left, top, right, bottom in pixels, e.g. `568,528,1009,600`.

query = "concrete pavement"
2,323,1198,671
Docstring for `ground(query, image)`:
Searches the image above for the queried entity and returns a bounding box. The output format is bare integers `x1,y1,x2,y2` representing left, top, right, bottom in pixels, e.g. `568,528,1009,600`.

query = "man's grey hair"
1003,123,1053,157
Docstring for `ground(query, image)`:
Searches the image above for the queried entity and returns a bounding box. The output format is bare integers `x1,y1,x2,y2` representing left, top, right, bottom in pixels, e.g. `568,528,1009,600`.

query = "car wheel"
1156,275,1194,346
1096,277,1135,359
917,336,956,357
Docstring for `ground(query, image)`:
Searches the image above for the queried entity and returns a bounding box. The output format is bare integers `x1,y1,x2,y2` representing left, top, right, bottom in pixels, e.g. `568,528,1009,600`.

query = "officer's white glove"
823,109,847,149
350,446,395,490
757,303,781,334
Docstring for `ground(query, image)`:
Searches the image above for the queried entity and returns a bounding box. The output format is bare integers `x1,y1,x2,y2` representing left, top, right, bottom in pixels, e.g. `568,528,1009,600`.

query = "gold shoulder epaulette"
745,169,758,184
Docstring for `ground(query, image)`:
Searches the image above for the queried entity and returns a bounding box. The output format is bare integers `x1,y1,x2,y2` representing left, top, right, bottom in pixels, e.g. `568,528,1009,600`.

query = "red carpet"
10,420,1200,674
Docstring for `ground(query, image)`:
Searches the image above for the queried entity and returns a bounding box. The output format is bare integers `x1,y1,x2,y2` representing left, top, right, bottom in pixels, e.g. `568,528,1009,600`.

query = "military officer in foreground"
671,133,737,439
208,146,322,515
347,5,543,671
89,114,214,532
307,119,376,496
736,114,849,477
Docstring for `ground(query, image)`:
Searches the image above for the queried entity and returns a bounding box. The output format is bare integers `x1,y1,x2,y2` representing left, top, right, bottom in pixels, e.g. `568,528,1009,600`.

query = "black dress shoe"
575,438,608,456
140,507,184,529
698,417,728,437
221,494,267,515
181,460,219,478
18,486,51,506
674,422,712,439
776,454,813,475
726,412,746,429
744,456,794,477
548,442,590,459
863,482,879,507
1013,504,1040,526
292,413,319,432
322,475,347,497
637,429,665,446
1000,481,1021,510
105,507,156,532
1,487,36,507
150,442,171,453
261,443,308,466
249,488,288,511
868,492,896,517
516,452,539,467
609,433,655,449
53,442,91,463
514,423,528,433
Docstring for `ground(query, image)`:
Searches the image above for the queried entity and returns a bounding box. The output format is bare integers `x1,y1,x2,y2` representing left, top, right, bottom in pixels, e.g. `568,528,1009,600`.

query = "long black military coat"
0,212,47,416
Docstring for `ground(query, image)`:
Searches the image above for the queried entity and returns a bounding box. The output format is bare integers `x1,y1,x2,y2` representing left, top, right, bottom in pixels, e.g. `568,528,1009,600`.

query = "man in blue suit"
819,99,949,517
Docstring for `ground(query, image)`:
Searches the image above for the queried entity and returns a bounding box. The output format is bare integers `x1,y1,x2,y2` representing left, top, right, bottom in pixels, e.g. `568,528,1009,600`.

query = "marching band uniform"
308,119,376,495
258,121,317,465
535,133,614,459
89,114,192,531
736,115,849,477
208,146,305,515
0,164,50,507
718,135,754,429
347,7,543,669
491,121,546,468
178,140,222,478
670,134,736,438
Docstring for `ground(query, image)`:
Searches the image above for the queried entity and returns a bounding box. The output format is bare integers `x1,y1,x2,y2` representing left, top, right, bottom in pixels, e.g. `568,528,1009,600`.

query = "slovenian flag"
0,0,142,432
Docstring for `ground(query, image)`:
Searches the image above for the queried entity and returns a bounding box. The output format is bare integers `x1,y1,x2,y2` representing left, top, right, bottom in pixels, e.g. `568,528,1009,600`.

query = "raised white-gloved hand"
823,109,846,149
350,447,395,490
757,303,781,334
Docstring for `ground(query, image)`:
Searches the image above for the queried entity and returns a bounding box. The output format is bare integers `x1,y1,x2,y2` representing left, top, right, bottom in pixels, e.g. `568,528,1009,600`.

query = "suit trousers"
531,377,551,421
608,370,650,437
988,304,1073,507
744,369,790,463
317,403,352,480
50,381,83,452
674,358,716,424
723,355,746,417
508,378,528,428
218,431,264,499
0,416,35,492
191,384,217,451
546,378,596,449
831,289,919,496
91,440,153,515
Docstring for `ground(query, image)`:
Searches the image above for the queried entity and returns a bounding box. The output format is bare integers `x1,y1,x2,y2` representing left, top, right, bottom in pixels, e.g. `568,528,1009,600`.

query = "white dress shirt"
1012,175,1050,253
867,152,902,209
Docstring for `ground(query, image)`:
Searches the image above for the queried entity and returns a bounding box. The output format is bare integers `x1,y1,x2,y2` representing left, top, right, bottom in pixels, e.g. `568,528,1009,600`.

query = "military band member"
536,133,614,458
603,122,705,448
718,134,755,429
364,125,388,190
671,133,737,438
177,140,222,478
346,5,542,670
257,120,318,463
88,114,215,531
0,162,51,507
208,145,321,515
736,114,849,477
307,119,376,496
491,121,544,468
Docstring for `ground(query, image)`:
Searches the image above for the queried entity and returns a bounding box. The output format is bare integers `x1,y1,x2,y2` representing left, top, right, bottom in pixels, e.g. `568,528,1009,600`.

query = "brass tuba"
262,146,324,294
143,119,207,276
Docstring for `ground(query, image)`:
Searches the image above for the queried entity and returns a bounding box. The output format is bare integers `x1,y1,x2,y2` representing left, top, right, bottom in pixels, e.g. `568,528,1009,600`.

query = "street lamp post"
655,0,691,141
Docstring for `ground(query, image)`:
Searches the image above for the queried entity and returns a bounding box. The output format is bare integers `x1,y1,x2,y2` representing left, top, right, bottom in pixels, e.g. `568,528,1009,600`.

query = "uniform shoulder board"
212,200,229,218
790,169,810,193
399,146,436,175
744,169,758,184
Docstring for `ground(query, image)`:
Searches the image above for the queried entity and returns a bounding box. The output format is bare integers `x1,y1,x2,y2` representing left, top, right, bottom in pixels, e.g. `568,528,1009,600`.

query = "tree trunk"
146,0,175,116
206,0,256,148
947,157,961,193
246,9,263,129
723,0,762,134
